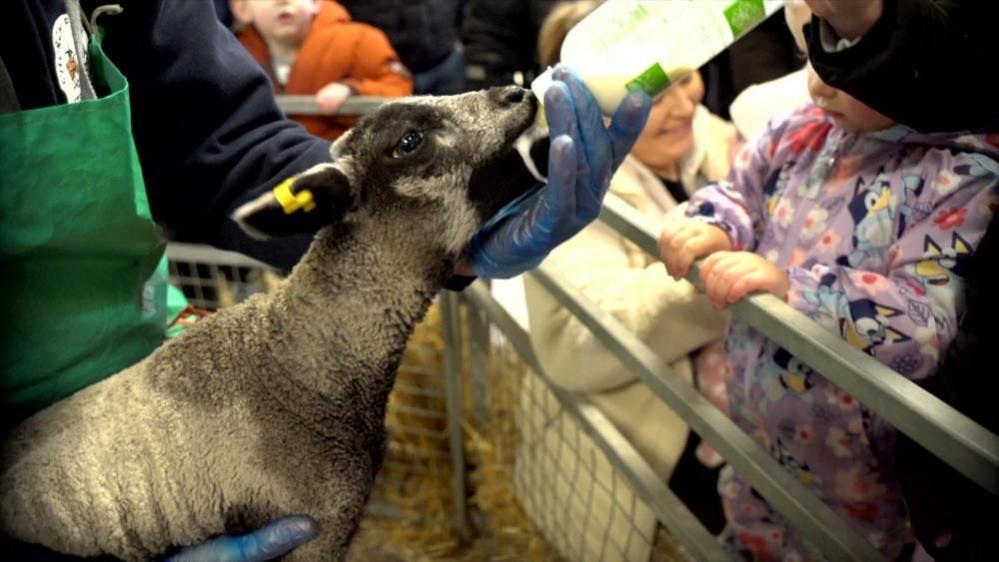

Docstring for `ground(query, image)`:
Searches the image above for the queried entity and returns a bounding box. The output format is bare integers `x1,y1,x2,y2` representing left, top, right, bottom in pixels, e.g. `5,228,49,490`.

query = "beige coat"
517,106,734,562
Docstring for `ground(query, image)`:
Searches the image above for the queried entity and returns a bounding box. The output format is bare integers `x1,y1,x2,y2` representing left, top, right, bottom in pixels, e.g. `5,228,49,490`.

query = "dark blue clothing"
212,0,233,28
460,0,559,90
413,48,466,95
2,0,331,271
339,0,464,74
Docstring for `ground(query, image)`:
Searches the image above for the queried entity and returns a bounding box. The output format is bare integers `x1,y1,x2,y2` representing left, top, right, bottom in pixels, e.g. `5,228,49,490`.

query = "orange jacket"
237,0,413,139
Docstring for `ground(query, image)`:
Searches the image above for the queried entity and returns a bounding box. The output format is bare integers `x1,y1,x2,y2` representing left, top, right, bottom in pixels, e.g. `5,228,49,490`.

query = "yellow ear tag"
273,178,317,214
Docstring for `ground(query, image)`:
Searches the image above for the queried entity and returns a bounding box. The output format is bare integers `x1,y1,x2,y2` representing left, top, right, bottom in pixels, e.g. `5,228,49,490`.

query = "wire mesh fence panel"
515,372,657,562
465,318,688,562
166,244,279,310
461,324,566,562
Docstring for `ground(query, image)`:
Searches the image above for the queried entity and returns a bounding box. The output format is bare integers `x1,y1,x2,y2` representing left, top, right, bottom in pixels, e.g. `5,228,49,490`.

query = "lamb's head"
234,86,548,258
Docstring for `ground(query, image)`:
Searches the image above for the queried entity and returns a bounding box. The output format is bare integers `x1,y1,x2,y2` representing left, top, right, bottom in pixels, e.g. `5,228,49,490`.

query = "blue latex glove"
467,65,651,279
164,515,318,562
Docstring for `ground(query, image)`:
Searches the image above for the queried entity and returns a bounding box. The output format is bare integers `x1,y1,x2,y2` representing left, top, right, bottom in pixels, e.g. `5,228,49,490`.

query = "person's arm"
339,27,414,97
681,110,794,253
805,0,998,132
658,108,806,282
526,205,727,393
96,0,331,271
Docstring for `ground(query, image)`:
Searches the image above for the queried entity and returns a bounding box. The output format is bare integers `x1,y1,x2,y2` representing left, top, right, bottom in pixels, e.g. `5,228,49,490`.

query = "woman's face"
630,71,705,172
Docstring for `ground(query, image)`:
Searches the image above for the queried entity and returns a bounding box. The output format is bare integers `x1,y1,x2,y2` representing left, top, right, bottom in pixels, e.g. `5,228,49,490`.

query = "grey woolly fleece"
0,215,448,561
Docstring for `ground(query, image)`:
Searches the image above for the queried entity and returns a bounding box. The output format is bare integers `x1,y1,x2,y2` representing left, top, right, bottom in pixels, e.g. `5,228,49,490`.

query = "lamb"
0,86,547,561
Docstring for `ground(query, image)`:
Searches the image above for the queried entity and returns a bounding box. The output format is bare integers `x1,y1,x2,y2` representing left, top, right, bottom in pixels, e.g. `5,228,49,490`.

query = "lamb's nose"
491,85,527,106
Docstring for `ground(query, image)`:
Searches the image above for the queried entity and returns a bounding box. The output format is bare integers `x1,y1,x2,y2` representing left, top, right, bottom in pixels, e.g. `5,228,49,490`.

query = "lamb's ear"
233,163,356,239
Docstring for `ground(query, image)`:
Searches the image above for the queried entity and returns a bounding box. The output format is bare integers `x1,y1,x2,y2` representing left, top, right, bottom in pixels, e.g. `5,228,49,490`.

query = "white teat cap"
531,67,556,104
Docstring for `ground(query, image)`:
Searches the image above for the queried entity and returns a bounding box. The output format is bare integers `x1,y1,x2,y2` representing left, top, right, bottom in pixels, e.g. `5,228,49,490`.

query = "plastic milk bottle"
531,0,787,116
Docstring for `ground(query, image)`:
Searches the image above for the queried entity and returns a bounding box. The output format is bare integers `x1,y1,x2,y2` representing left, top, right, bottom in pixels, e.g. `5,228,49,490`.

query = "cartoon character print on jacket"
837,171,896,269
771,435,821,491
756,346,817,402
684,104,999,560
841,298,910,354
797,272,845,328
897,174,930,238
914,232,972,288
764,163,791,216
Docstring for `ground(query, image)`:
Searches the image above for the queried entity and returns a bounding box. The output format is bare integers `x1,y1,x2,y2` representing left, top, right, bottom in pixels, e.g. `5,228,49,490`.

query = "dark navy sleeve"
97,0,331,270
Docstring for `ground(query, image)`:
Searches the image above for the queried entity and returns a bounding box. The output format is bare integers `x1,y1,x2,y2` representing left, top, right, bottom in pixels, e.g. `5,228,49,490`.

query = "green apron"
0,30,184,429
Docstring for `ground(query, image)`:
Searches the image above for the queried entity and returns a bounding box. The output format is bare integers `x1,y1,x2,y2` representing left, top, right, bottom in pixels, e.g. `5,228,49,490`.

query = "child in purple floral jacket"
660,61,999,561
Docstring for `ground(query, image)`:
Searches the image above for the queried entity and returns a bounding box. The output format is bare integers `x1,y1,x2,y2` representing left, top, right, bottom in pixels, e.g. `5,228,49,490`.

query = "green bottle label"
626,62,671,97
724,0,766,37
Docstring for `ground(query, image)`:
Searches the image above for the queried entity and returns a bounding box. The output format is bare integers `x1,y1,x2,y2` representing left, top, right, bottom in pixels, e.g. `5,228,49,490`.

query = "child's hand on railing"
699,251,789,309
658,218,732,281
315,82,353,115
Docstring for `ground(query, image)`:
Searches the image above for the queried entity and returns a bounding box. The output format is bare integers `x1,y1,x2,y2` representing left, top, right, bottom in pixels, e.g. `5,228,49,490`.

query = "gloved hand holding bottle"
466,65,651,279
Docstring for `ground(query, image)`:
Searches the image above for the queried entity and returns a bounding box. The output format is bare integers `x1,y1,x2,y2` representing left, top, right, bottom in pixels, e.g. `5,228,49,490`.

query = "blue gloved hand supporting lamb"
164,515,317,562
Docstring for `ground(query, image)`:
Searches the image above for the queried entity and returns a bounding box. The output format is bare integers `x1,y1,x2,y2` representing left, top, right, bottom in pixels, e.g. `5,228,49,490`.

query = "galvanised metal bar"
599,194,999,494
440,292,471,540
463,282,736,562
275,95,389,117
529,266,886,562
467,306,490,426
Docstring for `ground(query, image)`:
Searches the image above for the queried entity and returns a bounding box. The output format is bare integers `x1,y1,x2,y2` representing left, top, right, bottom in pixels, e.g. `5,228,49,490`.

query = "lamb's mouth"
465,90,552,223
514,134,549,184
513,95,549,183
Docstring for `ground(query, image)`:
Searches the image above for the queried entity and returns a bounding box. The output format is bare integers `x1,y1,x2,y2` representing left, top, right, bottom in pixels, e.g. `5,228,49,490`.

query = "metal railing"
461,283,731,561
444,192,999,561
275,95,389,117
597,194,999,494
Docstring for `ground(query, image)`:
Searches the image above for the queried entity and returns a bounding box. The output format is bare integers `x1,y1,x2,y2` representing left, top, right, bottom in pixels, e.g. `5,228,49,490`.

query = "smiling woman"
630,71,709,183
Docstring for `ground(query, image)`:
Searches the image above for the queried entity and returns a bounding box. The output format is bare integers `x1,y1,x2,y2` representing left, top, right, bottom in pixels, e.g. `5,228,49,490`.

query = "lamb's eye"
392,131,424,158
